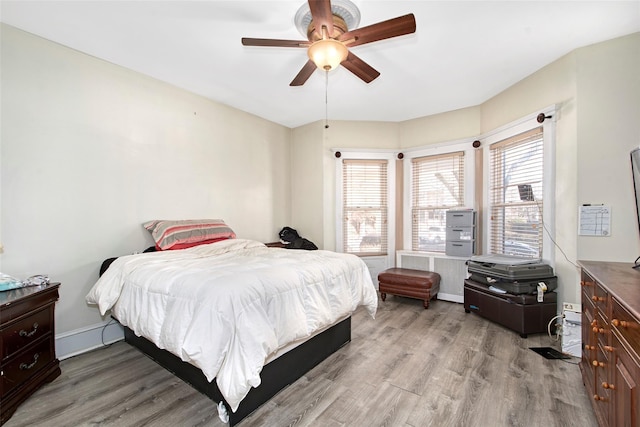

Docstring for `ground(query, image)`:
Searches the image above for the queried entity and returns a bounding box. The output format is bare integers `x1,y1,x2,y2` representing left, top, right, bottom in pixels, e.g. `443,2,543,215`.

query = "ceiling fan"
241,0,416,86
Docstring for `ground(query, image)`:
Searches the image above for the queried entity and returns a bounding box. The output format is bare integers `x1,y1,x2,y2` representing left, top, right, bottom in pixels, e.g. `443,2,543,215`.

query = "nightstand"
1,282,61,425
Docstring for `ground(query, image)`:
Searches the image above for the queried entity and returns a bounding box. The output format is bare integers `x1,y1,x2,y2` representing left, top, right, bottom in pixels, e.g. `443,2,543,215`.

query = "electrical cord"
546,313,581,365
533,197,580,270
101,318,117,347
532,190,582,365
560,356,581,365
541,218,580,269
547,314,562,341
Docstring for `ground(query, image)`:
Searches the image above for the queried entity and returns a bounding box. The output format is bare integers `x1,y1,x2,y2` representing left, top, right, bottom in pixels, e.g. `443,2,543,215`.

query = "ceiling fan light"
308,39,348,71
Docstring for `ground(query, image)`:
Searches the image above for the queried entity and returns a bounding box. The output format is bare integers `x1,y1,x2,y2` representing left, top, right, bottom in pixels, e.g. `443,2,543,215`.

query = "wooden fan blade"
242,37,310,48
308,0,334,39
290,60,318,86
341,51,380,84
339,14,416,48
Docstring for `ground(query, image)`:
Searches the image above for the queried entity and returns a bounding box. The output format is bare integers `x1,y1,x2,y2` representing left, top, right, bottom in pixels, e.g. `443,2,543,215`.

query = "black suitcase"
468,272,558,295
467,254,555,295
464,278,558,304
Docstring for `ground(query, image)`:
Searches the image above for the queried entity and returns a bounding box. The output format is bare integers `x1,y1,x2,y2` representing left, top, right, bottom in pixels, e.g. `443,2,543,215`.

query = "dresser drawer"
446,226,475,241
580,272,596,300
446,210,476,226
596,313,610,350
612,298,640,353
582,309,596,348
592,282,609,315
1,336,54,398
594,365,611,422
1,306,53,361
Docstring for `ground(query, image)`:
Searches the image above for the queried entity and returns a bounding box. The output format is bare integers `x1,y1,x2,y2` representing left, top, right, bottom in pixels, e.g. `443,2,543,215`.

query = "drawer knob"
19,322,39,338
612,319,628,328
604,345,614,353
591,296,605,302
591,319,597,326
581,281,594,287
602,382,616,390
19,353,40,371
593,394,607,402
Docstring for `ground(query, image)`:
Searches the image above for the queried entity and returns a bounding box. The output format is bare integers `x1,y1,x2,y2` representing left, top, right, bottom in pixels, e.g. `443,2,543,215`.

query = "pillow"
143,219,236,250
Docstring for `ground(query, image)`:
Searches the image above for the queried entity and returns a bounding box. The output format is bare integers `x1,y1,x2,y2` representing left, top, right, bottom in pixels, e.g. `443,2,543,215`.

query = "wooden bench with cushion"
378,268,441,309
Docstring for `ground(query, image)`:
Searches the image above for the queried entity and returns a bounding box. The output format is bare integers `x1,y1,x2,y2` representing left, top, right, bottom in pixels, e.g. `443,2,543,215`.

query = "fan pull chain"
325,70,329,129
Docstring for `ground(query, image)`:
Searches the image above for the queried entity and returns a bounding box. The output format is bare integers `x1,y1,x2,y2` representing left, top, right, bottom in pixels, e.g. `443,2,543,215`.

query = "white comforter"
86,239,377,412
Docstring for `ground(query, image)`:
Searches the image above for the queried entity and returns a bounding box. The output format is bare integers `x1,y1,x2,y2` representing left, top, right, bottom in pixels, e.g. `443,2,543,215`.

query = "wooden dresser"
0,283,61,425
579,261,640,427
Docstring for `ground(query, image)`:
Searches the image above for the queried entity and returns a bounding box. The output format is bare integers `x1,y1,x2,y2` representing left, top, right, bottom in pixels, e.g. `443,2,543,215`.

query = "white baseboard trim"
437,293,464,304
56,320,124,360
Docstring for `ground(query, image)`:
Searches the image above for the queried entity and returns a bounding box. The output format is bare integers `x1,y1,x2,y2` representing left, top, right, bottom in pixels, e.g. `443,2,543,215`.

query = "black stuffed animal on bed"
279,226,318,250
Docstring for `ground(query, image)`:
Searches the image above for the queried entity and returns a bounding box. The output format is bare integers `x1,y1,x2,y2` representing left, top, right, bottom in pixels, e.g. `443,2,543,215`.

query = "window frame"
481,107,556,263
335,150,396,267
403,139,477,252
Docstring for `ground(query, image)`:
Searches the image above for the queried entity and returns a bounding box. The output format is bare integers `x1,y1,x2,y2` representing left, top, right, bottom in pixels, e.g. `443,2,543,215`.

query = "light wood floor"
5,297,597,427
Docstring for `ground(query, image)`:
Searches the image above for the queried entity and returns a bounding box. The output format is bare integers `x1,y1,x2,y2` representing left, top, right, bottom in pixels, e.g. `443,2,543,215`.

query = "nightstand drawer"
1,306,53,361
1,336,54,398
0,282,60,424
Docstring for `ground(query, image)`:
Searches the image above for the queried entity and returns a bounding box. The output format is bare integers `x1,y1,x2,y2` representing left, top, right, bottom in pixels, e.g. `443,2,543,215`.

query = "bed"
86,237,377,425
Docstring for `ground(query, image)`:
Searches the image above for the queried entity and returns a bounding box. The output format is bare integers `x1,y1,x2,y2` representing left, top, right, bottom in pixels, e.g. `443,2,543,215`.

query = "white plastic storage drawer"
446,210,476,227
446,241,475,257
446,226,475,241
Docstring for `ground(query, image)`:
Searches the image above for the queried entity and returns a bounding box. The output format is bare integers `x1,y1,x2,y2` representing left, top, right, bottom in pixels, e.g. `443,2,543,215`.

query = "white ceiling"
1,1,639,128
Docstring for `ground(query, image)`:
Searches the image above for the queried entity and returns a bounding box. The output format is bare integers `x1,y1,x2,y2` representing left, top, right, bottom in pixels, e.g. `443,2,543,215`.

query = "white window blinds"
489,127,544,258
342,159,388,256
411,152,465,252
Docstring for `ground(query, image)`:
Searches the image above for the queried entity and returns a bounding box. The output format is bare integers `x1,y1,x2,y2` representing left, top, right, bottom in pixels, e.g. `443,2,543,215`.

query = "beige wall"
1,24,292,335
290,121,324,247
400,106,482,148
575,33,640,262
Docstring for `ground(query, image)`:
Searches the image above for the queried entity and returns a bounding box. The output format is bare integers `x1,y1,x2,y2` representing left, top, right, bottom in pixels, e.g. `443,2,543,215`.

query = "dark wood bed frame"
121,316,351,426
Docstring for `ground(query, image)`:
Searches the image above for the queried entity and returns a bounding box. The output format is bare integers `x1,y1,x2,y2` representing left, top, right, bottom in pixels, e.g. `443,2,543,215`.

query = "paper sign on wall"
578,205,611,236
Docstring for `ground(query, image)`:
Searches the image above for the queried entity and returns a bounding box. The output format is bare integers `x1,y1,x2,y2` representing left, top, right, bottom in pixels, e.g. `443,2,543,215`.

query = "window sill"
396,250,472,261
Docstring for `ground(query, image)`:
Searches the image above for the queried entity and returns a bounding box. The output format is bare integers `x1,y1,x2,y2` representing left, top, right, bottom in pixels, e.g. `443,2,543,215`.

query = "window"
340,159,389,256
488,127,544,258
411,152,466,252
